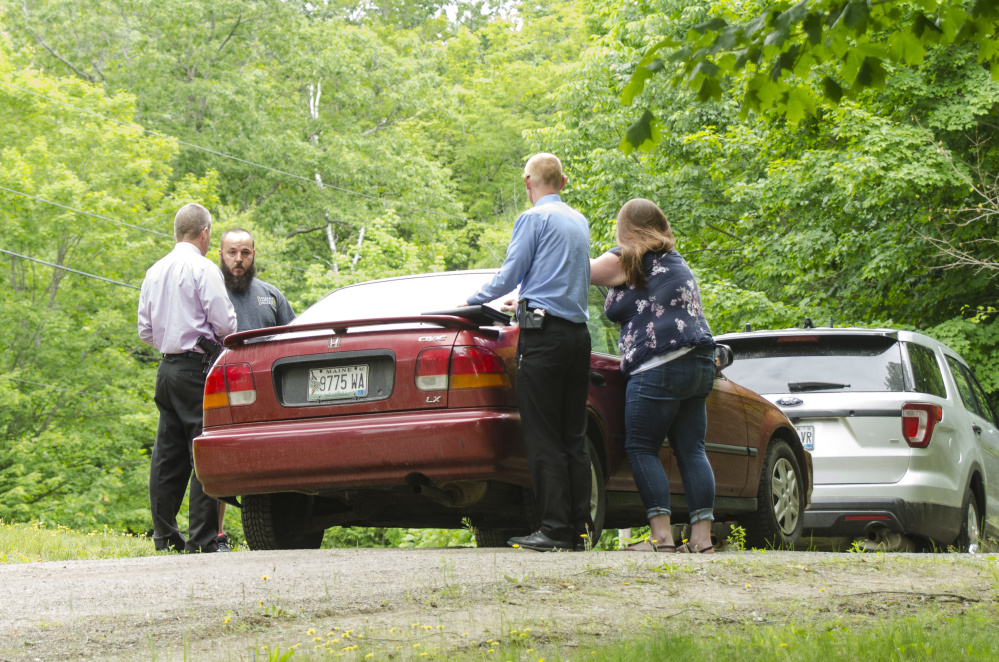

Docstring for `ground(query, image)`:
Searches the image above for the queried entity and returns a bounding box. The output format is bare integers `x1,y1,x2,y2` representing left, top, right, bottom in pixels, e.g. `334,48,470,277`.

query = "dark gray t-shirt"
227,278,296,332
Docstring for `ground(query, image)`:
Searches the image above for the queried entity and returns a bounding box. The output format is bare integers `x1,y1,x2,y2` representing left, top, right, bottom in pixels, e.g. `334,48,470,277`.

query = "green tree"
0,26,218,528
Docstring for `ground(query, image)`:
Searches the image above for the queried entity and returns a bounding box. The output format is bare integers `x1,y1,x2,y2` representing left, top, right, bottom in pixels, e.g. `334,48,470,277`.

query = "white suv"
716,327,999,552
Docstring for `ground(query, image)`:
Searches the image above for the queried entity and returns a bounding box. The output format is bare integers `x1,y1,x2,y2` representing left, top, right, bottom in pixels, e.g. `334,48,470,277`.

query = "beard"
221,258,257,294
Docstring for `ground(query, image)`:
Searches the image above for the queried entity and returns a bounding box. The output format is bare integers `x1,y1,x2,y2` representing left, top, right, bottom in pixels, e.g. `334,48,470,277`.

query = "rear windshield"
294,271,508,325
722,335,905,394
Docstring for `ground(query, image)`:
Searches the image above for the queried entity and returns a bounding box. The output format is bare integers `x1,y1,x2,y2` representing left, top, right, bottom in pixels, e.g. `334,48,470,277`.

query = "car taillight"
203,363,256,409
901,403,942,448
416,347,451,391
226,363,257,405
204,365,228,409
450,346,510,389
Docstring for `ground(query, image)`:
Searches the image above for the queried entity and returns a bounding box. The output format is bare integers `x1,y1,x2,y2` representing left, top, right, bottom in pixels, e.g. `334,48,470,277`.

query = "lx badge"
425,395,442,404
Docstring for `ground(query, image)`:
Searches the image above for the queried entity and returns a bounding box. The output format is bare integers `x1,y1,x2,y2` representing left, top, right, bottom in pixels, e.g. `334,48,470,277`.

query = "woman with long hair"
591,198,717,553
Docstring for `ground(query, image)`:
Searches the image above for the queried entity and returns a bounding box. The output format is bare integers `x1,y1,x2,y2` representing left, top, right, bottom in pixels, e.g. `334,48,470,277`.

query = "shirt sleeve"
275,290,296,326
136,281,154,347
199,264,238,341
467,213,537,305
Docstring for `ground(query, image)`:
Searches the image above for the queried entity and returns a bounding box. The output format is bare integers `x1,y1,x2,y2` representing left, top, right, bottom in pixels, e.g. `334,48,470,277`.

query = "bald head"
174,203,212,242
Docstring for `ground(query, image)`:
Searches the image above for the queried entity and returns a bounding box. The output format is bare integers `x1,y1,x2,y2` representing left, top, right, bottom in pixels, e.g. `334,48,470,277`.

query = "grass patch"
239,602,999,661
0,520,157,563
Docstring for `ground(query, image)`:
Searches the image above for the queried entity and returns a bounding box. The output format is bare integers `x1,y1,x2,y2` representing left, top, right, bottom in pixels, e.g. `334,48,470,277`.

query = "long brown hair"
616,198,675,289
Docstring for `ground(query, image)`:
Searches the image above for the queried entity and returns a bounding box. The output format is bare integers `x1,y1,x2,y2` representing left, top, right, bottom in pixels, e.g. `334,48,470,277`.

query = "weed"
726,524,747,551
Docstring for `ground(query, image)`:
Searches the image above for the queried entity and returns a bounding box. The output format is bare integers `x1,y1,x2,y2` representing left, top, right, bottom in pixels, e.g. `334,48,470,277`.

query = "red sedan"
193,270,810,549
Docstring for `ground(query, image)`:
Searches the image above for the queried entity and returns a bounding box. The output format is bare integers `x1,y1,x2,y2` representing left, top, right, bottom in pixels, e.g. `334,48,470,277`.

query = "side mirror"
714,344,733,371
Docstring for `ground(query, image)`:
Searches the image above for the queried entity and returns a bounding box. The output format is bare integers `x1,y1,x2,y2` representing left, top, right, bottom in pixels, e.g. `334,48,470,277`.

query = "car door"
671,373,750,497
946,356,999,538
585,286,629,483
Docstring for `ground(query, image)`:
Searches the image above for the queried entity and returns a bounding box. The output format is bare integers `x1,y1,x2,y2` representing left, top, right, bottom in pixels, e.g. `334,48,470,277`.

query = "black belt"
162,351,204,361
522,302,586,327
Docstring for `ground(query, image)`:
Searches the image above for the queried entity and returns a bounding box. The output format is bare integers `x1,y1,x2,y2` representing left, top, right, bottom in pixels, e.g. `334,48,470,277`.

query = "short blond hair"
524,153,564,189
174,203,212,241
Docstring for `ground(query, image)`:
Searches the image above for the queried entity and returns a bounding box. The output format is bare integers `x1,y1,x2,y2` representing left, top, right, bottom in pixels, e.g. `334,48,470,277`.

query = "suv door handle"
973,424,983,436
589,371,607,387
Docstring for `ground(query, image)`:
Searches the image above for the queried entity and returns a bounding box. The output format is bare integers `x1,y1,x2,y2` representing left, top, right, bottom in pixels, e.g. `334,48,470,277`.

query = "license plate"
308,365,368,401
796,425,815,451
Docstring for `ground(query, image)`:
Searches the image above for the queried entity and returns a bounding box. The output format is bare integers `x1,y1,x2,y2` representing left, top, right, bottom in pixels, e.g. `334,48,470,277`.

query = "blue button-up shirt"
467,194,590,323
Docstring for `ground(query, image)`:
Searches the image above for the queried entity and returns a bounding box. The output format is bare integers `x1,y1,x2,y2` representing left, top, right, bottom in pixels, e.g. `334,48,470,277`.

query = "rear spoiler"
223,305,511,348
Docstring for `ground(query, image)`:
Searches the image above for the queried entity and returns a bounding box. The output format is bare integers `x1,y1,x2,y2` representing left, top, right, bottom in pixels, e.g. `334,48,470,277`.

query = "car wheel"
241,493,325,550
740,438,804,549
586,438,607,548
473,440,606,549
473,487,541,548
955,491,983,554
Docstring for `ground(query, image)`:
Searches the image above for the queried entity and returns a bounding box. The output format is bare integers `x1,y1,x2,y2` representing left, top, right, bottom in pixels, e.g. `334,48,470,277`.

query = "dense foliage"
1,0,997,539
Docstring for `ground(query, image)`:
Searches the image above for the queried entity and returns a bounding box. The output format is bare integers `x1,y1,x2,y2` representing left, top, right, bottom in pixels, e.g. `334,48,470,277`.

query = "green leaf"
692,17,728,35
764,27,790,47
802,12,824,45
855,56,887,89
844,1,870,33
619,110,661,154
912,12,943,41
785,85,816,122
621,39,678,106
821,76,845,103
697,77,724,102
689,59,720,82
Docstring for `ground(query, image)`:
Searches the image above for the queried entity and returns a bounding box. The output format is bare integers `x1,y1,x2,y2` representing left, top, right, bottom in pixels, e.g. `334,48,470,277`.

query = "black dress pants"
516,315,593,545
150,355,219,552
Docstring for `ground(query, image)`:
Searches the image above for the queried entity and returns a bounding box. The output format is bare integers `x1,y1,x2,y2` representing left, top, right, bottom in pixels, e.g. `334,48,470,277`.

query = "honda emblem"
328,337,341,348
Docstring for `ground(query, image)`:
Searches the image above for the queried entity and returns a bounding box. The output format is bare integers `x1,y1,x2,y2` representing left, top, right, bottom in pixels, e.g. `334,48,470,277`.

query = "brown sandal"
676,542,714,554
623,539,676,553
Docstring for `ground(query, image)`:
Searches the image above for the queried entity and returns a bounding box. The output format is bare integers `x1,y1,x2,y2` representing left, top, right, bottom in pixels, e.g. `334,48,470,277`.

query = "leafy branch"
620,0,999,150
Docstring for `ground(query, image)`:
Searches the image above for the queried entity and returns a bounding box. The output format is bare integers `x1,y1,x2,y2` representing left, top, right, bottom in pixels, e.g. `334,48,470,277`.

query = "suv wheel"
242,493,325,550
740,438,804,549
956,491,983,554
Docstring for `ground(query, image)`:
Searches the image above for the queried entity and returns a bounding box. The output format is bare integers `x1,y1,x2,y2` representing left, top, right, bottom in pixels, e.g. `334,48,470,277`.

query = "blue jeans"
624,347,716,523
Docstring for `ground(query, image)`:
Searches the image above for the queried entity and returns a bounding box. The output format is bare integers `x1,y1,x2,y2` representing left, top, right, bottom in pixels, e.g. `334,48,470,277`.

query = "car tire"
473,439,606,549
473,487,541,548
241,493,325,550
955,490,983,554
740,438,804,549
586,438,607,548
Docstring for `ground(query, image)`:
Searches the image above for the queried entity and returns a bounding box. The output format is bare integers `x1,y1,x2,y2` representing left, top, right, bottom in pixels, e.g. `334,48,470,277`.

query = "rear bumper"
193,408,527,498
803,497,961,543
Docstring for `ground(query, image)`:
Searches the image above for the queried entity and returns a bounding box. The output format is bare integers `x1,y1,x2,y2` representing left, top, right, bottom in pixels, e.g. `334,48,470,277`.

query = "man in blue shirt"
466,153,593,552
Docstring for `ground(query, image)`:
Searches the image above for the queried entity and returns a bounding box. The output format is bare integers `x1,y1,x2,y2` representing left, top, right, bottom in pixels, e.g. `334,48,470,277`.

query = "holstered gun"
195,335,223,374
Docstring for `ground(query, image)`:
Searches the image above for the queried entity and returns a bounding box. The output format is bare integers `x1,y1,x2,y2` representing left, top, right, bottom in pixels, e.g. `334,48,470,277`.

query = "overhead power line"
0,79,470,223
0,247,140,290
0,184,309,272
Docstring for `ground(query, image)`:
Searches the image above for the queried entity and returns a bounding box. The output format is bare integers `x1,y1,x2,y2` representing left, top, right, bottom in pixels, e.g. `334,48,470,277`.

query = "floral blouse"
604,248,714,375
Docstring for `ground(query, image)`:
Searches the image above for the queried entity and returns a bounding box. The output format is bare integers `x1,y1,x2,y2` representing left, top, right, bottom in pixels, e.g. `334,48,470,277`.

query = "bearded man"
214,227,296,550
219,228,296,332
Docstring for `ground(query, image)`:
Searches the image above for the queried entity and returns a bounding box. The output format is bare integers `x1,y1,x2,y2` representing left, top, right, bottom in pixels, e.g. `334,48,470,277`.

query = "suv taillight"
414,346,511,391
901,403,942,448
204,363,257,409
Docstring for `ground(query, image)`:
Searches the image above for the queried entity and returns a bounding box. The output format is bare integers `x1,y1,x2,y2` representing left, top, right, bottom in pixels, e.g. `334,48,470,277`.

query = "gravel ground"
1,548,996,661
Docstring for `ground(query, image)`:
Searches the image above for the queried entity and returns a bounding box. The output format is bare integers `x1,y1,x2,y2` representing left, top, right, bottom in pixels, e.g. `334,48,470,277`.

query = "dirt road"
1,548,995,660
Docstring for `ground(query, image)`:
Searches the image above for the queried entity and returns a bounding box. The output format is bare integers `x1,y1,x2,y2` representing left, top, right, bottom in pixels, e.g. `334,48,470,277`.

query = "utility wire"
0,79,471,223
0,247,140,290
0,184,310,272
0,375,153,407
